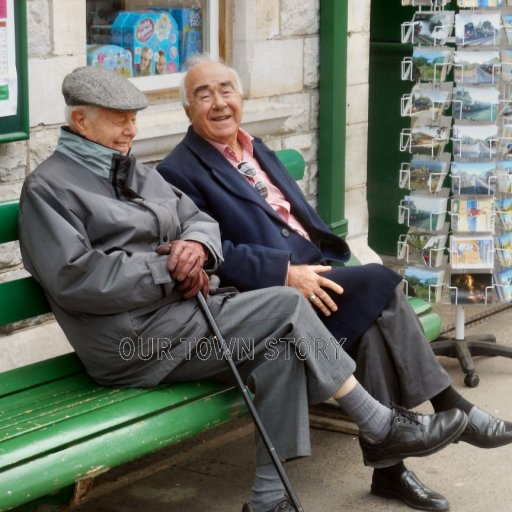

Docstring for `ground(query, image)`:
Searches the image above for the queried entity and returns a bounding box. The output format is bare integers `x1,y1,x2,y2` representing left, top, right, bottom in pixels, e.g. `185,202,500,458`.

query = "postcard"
450,160,496,194
451,195,496,233
495,197,512,230
404,12,455,46
453,85,499,122
398,224,449,267
458,0,503,6
409,47,453,82
399,190,449,231
494,268,512,302
404,266,445,302
503,12,512,45
455,11,501,46
449,271,493,304
497,122,512,156
496,231,512,266
404,117,451,157
450,235,494,269
495,160,512,193
452,121,498,158
403,0,450,6
403,83,453,119
500,48,512,81
400,154,450,193
453,49,500,84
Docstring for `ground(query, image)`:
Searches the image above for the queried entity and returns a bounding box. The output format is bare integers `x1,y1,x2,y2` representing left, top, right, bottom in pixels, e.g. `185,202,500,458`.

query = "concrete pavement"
74,304,512,512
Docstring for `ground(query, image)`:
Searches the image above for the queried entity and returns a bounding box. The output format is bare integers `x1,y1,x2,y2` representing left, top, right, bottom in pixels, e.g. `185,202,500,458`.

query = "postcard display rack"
399,0,512,387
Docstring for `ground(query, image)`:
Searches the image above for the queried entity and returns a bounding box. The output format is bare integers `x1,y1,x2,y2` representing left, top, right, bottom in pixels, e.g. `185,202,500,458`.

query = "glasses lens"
238,161,256,178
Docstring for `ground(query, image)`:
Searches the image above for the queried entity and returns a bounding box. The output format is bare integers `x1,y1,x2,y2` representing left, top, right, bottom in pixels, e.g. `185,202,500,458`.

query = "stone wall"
0,0,374,369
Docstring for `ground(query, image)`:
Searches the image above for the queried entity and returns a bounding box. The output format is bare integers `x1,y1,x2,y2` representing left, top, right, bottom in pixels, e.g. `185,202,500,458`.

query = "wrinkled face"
76,108,138,155
184,61,243,147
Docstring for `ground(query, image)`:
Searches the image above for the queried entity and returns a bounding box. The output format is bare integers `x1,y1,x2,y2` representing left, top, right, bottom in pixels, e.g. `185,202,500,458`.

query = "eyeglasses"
237,161,269,198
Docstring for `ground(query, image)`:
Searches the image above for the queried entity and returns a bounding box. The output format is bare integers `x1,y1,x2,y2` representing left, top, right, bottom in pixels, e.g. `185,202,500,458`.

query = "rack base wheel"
464,373,479,388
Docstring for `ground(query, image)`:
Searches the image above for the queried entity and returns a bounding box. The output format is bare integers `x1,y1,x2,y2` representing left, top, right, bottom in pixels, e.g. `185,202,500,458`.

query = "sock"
467,405,489,425
251,463,285,512
335,383,393,442
430,386,473,414
374,461,407,480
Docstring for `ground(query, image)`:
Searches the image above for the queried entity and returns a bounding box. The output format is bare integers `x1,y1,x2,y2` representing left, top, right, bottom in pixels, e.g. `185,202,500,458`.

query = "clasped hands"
287,264,344,316
156,240,209,299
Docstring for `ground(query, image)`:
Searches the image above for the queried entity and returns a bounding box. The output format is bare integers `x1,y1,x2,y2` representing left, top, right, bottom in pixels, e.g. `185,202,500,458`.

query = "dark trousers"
351,287,452,409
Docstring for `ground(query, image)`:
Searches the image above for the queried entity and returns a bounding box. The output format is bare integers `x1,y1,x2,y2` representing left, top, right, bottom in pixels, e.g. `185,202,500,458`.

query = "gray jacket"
19,129,223,387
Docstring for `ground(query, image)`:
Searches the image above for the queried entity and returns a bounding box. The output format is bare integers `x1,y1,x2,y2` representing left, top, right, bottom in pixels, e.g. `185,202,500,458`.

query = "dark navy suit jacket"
157,127,351,292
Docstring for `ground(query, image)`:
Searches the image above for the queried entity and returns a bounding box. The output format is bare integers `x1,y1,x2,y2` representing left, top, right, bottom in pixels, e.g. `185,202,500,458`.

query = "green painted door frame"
318,0,348,238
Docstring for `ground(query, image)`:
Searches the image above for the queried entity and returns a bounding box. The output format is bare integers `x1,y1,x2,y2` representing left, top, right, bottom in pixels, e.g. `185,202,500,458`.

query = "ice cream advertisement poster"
0,0,17,118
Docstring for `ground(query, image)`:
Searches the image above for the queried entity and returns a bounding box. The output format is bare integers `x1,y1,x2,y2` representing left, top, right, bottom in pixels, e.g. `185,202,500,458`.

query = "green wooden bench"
0,149,440,512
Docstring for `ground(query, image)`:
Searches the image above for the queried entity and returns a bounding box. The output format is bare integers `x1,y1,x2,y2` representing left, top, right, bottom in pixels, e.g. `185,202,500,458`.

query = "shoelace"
392,405,423,426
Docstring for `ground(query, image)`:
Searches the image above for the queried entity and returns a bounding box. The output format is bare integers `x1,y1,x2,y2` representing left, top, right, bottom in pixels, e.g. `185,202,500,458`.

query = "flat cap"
62,66,148,112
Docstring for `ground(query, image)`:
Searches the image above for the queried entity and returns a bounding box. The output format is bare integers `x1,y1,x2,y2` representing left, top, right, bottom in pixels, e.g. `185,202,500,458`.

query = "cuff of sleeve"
147,257,173,285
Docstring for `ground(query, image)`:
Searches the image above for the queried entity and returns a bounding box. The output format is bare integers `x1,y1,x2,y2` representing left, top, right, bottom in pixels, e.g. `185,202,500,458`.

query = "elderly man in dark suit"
157,56,512,512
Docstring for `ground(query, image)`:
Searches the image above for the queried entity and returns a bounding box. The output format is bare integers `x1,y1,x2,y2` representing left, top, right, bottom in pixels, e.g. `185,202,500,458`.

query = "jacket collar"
56,127,124,179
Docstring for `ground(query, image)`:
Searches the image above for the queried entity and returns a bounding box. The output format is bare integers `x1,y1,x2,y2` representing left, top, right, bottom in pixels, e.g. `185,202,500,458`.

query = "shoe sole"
364,413,469,468
371,485,450,511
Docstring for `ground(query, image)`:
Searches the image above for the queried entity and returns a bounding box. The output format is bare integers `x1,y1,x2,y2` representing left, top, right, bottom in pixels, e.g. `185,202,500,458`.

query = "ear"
70,108,88,133
184,106,192,121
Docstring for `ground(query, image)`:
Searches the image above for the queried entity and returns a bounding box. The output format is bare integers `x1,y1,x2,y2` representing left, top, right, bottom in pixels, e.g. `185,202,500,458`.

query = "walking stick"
196,292,304,512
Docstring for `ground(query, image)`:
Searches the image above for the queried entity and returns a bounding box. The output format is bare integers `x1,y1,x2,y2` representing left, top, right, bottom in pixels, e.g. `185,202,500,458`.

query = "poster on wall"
0,0,17,118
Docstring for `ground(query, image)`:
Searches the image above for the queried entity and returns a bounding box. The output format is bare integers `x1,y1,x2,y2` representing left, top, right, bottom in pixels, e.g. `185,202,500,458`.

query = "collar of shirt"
206,128,254,164
206,129,311,241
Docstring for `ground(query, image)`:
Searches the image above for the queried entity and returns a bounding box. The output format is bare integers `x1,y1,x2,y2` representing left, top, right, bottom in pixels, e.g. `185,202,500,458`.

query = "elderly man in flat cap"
19,67,468,512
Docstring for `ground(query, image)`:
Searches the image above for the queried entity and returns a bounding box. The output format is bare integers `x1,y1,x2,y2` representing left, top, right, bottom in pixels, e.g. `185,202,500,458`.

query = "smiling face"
184,61,243,147
72,107,138,155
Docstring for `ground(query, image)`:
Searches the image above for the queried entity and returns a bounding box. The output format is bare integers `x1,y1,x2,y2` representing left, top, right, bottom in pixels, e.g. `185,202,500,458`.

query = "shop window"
85,0,219,91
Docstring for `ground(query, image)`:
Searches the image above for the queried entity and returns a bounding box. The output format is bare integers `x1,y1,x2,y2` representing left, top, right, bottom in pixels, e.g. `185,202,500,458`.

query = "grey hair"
65,105,100,129
179,53,244,107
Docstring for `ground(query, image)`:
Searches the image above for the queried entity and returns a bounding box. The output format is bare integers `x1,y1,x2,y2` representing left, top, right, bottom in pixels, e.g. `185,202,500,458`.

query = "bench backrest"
0,149,306,329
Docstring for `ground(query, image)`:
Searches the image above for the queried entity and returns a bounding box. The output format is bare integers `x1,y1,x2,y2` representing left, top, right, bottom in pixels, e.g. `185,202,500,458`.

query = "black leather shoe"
459,409,512,448
242,496,296,512
359,407,468,468
371,469,449,511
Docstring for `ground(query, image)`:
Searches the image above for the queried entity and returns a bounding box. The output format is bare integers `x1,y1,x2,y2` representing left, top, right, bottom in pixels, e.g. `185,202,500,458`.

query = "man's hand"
177,269,210,299
156,240,209,297
287,264,343,316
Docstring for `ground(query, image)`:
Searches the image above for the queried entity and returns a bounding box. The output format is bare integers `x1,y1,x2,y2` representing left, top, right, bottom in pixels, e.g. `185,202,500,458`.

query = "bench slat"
0,276,51,326
0,387,245,511
275,149,305,181
0,353,84,398
0,200,19,244
0,373,95,421
0,380,236,469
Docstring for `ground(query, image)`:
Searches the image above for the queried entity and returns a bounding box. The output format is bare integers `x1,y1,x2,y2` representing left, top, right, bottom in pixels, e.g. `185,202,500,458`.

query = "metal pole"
196,292,304,512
